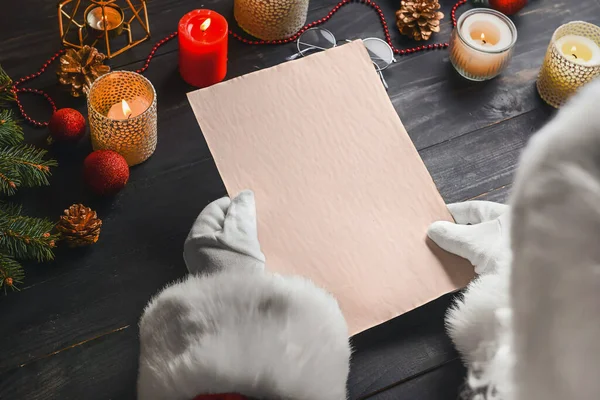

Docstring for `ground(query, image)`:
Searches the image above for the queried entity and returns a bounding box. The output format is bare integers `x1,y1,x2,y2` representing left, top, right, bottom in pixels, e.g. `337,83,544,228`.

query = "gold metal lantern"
58,0,151,59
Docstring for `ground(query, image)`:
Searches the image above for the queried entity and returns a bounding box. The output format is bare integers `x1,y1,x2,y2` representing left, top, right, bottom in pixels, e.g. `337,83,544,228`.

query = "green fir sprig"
0,203,57,262
0,110,24,146
0,71,60,292
0,65,15,107
0,254,24,294
0,145,58,195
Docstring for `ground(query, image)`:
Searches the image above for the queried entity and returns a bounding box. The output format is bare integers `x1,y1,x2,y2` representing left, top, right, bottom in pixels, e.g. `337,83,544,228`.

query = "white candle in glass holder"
460,13,513,51
449,9,517,81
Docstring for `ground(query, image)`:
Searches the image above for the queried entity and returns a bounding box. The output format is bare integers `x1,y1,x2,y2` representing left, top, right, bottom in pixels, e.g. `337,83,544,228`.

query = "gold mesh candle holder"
537,21,600,108
87,71,157,166
234,0,309,41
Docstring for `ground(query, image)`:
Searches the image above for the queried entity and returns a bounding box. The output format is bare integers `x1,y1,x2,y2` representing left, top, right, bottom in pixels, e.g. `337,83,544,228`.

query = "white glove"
428,201,513,399
183,190,266,275
427,201,511,275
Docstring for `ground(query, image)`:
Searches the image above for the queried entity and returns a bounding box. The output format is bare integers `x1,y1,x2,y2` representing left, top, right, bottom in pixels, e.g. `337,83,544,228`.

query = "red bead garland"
11,49,65,127
13,0,468,127
14,87,58,127
451,0,469,27
135,31,179,74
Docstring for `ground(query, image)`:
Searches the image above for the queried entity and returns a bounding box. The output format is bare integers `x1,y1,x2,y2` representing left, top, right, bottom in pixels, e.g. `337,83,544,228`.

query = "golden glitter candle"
449,9,517,81
87,71,157,166
234,0,309,40
537,21,600,108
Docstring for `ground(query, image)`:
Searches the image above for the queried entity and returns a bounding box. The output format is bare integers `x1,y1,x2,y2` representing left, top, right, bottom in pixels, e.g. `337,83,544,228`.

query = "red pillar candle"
488,0,527,15
178,9,228,88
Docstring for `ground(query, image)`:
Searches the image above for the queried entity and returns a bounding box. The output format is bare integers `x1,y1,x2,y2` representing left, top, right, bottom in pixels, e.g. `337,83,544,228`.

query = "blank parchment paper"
187,40,474,335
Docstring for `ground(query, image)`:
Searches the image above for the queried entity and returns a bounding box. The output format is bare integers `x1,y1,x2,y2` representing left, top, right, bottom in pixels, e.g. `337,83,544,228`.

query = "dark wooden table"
0,0,595,398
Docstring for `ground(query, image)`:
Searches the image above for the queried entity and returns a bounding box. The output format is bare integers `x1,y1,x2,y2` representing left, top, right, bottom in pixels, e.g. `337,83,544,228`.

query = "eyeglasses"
286,27,397,89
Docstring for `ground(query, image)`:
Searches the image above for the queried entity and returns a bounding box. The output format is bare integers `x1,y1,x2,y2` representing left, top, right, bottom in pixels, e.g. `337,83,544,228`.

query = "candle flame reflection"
98,15,108,30
122,99,132,119
200,18,211,31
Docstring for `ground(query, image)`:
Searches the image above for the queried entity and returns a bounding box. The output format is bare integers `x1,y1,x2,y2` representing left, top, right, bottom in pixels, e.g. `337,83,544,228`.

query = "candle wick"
482,39,487,44
572,54,578,59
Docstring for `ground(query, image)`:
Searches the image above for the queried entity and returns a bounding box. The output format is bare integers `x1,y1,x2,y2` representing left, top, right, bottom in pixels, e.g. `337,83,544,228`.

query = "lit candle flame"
121,99,132,119
200,18,211,32
480,33,487,44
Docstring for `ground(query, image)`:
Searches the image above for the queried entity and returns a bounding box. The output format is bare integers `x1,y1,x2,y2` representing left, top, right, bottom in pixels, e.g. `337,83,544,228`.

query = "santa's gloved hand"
427,201,510,275
184,190,265,275
143,189,350,400
429,201,512,396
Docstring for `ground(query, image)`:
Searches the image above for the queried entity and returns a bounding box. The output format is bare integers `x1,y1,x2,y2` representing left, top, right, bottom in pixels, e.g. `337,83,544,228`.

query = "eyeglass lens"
362,38,394,71
298,28,337,56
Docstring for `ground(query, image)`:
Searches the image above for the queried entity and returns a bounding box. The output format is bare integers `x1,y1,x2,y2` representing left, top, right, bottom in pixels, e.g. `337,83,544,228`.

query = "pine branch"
0,202,22,215
0,64,15,107
0,254,24,294
0,203,57,262
1,145,57,185
0,145,58,195
0,110,24,146
0,167,19,196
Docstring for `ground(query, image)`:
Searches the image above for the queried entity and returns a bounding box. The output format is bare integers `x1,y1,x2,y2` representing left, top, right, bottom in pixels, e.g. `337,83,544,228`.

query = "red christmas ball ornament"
48,108,86,141
83,150,130,195
488,0,527,15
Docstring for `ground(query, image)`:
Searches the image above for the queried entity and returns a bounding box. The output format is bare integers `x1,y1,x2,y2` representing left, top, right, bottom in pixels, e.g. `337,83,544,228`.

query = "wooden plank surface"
0,327,139,400
349,294,459,398
365,359,467,400
0,0,596,398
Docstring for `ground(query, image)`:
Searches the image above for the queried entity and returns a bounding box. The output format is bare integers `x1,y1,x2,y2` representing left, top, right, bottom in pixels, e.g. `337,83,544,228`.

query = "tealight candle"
554,35,600,66
537,21,600,108
87,71,157,166
178,9,228,88
107,98,151,120
84,4,124,35
449,9,517,81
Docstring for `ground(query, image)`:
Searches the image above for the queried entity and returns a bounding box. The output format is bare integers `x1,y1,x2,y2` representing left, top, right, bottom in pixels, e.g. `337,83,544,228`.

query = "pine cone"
57,46,110,97
56,204,102,247
396,0,444,41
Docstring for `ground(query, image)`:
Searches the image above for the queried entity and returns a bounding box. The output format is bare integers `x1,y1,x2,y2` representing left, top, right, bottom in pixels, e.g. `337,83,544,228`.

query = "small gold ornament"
56,204,102,247
395,0,445,41
57,46,111,97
